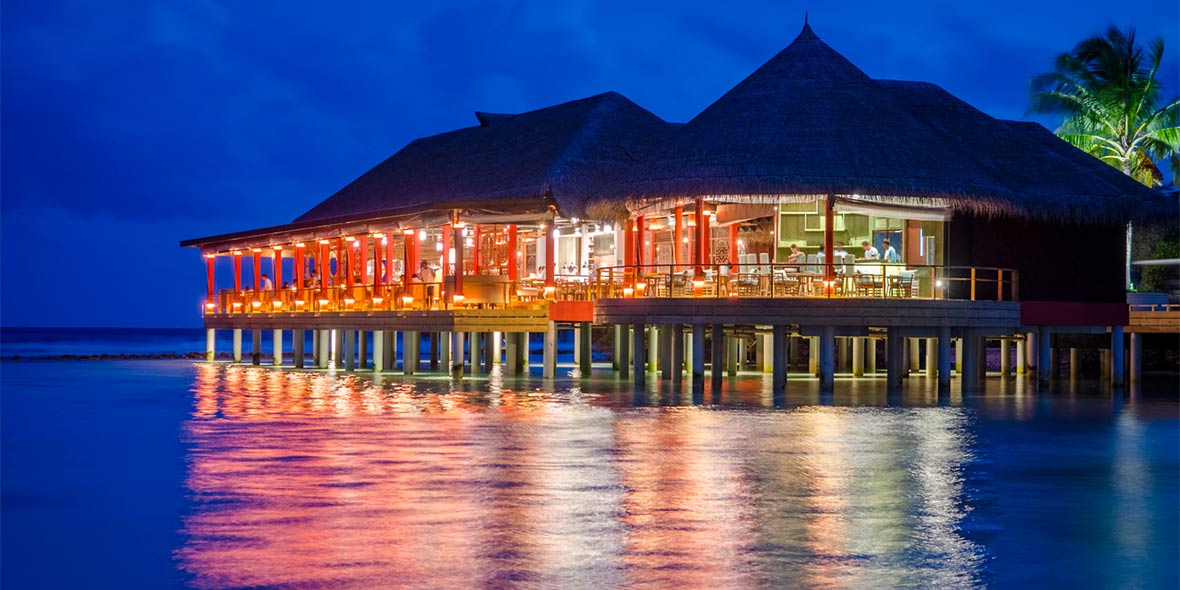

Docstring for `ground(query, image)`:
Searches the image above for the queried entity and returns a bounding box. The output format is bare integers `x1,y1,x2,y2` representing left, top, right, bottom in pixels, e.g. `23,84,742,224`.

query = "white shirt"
862,246,880,260
261,276,273,290
883,246,900,262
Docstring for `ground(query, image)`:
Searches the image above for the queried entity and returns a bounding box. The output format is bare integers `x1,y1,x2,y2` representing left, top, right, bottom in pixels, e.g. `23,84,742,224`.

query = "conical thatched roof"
603,22,1164,222
296,91,677,224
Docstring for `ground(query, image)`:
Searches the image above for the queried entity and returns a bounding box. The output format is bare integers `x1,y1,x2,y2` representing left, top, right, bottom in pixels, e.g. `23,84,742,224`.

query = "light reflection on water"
175,364,1176,590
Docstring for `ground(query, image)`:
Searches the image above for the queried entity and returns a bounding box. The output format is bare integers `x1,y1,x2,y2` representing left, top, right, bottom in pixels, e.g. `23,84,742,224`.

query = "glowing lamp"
935,280,944,288
418,229,426,240
318,239,330,245
232,301,243,308
452,294,466,305
272,301,282,309
693,279,705,296
623,287,634,298
296,242,305,248
435,242,444,252
203,253,215,259
543,285,556,298
371,233,384,239
317,298,330,307
371,297,384,305
452,220,466,229
251,301,262,309
205,303,215,310
295,300,306,307
402,295,414,305
344,298,356,305
273,245,282,251
252,248,262,253
403,228,415,236
636,282,647,295
345,236,356,242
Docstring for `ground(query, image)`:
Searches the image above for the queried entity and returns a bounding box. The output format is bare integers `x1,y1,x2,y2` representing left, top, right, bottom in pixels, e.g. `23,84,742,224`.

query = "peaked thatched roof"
602,22,1164,223
296,91,677,224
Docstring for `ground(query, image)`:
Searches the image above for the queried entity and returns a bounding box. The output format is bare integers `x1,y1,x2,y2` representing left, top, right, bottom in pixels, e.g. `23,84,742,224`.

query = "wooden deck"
1127,304,1180,334
595,297,1021,329
204,307,550,333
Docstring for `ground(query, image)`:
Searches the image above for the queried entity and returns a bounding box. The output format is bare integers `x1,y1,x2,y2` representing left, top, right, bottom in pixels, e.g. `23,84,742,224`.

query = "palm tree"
1029,26,1180,289
1030,26,1179,185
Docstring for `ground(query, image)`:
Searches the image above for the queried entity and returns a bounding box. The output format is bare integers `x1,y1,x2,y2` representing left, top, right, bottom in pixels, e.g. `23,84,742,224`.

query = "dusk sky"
3,0,1177,328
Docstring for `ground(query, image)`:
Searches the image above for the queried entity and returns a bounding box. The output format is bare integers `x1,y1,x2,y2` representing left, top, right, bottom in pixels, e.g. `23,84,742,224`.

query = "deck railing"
586,263,1019,302
205,264,1018,315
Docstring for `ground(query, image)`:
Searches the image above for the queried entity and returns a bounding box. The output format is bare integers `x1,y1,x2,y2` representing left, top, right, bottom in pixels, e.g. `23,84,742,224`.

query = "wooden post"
543,321,556,378
544,219,556,289
926,338,937,378
272,329,282,366
820,326,836,393
1037,327,1052,384
295,243,305,290
358,235,369,286
1000,339,1011,376
701,205,711,267
631,323,645,387
671,324,685,388
578,323,592,375
1129,332,1142,383
674,205,684,271
852,336,864,377
937,328,952,388
772,325,787,392
205,329,215,362
1111,325,1125,388
293,329,304,368
617,325,630,379
636,215,646,272
334,238,343,285
711,324,724,390
251,329,262,366
692,323,706,391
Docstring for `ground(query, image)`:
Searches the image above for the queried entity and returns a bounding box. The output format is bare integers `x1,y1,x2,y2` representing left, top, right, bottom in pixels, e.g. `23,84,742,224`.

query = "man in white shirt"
860,241,880,260
882,239,900,263
260,273,273,290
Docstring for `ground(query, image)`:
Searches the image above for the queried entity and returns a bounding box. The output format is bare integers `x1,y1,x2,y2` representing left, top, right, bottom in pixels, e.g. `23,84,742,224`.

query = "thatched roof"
296,91,676,224
602,21,1164,223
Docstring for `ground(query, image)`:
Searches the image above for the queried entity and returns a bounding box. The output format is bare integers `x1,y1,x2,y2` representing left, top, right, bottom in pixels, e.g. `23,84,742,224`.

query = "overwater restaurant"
182,21,1170,392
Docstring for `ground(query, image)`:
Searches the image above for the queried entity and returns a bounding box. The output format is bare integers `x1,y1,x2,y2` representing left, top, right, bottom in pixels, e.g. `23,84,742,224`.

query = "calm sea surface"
1,329,1177,589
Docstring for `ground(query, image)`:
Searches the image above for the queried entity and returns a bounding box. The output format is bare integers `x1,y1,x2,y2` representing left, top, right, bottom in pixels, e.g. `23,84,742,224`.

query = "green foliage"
1139,239,1180,293
1029,26,1180,186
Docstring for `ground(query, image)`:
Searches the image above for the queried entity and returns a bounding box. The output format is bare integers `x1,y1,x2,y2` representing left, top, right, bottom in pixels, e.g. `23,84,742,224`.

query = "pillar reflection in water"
178,364,984,589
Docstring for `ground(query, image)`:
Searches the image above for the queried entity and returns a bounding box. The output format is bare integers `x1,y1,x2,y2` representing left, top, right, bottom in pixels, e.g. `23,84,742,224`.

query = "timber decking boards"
204,308,549,332
1128,309,1180,334
595,298,1021,328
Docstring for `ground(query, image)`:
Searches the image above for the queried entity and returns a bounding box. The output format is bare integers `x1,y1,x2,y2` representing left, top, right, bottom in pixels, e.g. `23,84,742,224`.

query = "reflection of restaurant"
181,21,1169,392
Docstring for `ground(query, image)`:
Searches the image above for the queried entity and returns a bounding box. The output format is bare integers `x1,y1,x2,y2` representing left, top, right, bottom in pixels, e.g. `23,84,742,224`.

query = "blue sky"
2,0,1177,327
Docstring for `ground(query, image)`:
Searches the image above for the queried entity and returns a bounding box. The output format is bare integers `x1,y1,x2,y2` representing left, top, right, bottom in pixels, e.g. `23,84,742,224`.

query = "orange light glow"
203,253,215,259
295,300,306,307
623,287,634,298
272,245,283,251
318,239,329,245
636,282,647,294
252,248,262,253
345,236,356,242
251,301,262,309
372,297,384,305
205,303,215,310
403,229,415,236
402,295,414,305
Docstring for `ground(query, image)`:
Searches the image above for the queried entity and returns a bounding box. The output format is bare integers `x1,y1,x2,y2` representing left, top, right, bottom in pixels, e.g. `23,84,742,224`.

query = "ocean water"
1,331,1178,589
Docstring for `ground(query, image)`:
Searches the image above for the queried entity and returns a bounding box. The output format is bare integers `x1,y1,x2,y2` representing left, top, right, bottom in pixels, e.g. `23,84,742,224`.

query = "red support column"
674,205,684,271
295,243,305,290
507,224,518,281
410,230,421,282
824,196,835,282
358,235,369,286
205,254,215,300
233,251,242,291
252,248,262,292
729,224,739,271
693,199,704,275
272,246,282,292
372,235,382,290
635,215,645,273
385,232,395,286
544,219,556,290
334,238,343,285
472,224,481,275
701,207,711,267
453,221,465,300
624,220,635,267
442,226,452,279
402,229,414,289
345,238,355,288
318,240,330,290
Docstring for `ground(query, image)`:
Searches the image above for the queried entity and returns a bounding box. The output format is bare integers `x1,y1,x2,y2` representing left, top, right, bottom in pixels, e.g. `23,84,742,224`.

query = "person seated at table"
860,241,880,260
786,243,805,264
882,239,900,263
833,242,851,262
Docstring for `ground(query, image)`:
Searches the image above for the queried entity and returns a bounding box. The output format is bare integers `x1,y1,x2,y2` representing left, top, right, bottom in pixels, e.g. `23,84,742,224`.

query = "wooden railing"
204,264,1019,315
588,263,1019,302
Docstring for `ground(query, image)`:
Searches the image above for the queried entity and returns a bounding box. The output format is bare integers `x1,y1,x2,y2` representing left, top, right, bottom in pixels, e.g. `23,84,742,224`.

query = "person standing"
419,261,435,307
860,241,880,260
882,239,900,263
260,273,273,290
